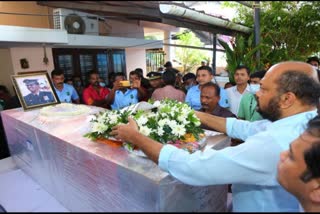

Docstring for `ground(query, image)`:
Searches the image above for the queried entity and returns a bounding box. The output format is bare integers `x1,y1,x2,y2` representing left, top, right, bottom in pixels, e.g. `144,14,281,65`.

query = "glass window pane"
97,53,109,84
58,55,73,79
112,53,123,73
80,54,94,85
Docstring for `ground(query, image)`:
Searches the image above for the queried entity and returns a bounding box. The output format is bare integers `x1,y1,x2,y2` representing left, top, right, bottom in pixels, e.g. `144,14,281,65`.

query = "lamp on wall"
43,44,49,65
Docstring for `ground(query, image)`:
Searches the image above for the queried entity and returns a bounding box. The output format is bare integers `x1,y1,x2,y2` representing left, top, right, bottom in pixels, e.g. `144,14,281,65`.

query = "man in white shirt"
226,65,251,115
110,61,320,212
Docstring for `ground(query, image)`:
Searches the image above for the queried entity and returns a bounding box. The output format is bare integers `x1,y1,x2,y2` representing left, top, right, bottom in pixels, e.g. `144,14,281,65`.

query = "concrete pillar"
163,31,171,63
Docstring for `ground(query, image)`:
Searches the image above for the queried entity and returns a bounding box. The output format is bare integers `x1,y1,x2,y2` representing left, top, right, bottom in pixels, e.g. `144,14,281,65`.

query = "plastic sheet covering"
1,106,230,212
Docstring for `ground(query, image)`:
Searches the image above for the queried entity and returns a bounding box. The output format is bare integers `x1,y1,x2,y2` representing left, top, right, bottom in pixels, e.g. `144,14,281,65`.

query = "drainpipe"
254,1,260,65
212,33,217,75
159,4,252,34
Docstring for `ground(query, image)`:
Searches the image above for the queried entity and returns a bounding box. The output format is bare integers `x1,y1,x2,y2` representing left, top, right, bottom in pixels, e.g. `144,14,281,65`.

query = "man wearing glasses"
23,79,54,106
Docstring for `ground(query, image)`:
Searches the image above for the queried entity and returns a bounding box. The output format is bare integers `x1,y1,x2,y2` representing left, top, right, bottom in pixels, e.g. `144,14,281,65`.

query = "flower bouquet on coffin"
84,99,206,154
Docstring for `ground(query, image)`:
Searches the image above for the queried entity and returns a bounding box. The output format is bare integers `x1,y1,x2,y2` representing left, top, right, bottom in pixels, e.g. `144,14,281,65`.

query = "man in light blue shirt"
111,89,139,110
110,62,320,212
185,66,229,110
51,69,79,104
106,71,147,110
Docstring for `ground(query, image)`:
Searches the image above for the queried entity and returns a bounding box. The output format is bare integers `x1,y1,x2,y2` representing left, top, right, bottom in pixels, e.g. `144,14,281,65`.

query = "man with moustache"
110,61,320,212
51,69,80,104
200,82,236,131
200,82,236,118
82,71,110,108
277,115,320,212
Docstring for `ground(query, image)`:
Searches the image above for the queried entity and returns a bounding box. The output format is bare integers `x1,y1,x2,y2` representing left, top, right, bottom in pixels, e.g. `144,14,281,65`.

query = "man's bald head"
271,61,320,107
266,61,319,83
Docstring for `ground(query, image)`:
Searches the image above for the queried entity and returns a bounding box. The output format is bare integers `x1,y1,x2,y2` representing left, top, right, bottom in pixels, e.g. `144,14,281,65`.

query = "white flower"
136,116,148,126
277,16,281,21
157,127,164,136
181,107,189,115
158,118,170,127
109,114,119,124
139,126,152,136
145,112,156,118
85,99,205,145
171,124,186,137
167,120,178,130
194,120,201,126
92,122,108,134
180,118,190,125
97,115,106,123
153,100,161,107
177,115,186,122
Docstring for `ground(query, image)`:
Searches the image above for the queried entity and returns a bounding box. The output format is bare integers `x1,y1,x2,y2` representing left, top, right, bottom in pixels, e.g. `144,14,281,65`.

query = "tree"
218,33,263,84
174,30,208,73
223,1,320,66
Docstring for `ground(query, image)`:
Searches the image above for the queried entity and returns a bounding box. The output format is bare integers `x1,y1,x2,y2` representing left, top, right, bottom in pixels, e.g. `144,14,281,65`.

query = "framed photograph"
11,71,60,111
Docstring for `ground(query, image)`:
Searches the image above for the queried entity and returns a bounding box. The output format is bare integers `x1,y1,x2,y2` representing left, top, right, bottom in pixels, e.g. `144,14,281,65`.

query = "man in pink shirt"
82,71,110,108
151,69,185,102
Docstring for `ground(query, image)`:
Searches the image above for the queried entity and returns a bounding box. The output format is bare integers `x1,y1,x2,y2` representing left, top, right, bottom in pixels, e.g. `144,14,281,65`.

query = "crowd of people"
1,57,320,212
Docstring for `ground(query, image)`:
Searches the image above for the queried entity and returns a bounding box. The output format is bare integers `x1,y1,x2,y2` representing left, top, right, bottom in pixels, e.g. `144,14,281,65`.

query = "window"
52,48,126,87
146,49,165,72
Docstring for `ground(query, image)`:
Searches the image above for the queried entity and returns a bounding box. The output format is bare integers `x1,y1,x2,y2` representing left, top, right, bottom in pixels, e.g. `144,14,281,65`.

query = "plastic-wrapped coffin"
1,107,230,212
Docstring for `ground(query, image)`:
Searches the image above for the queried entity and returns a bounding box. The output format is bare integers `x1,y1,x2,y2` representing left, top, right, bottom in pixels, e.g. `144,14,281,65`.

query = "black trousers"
0,115,10,160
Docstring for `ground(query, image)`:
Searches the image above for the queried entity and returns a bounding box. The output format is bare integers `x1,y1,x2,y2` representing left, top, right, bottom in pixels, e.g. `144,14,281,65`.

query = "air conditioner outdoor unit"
53,8,99,35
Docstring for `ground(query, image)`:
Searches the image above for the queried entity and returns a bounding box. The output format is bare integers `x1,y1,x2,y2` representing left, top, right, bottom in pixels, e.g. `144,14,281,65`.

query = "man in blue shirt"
51,69,80,104
277,115,320,212
106,71,147,110
110,61,320,212
185,66,229,110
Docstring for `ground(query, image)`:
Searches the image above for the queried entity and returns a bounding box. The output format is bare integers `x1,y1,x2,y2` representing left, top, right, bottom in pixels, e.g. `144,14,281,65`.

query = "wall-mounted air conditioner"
53,8,99,35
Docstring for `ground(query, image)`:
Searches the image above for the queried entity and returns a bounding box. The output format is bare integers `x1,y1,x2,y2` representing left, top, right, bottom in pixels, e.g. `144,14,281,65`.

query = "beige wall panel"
0,48,15,95
0,1,51,28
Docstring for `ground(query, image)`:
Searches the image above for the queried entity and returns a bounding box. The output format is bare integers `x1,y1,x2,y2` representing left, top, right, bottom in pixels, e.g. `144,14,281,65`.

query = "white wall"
125,48,147,77
105,20,144,39
0,49,15,95
9,47,54,75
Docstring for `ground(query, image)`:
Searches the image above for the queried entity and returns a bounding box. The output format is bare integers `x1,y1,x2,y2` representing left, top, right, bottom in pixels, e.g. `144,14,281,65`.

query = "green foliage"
174,30,208,73
218,33,264,84
228,1,320,65
84,99,204,145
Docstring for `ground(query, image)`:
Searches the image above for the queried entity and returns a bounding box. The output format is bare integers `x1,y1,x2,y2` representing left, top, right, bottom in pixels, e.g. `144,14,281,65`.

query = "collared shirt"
201,105,236,118
226,84,251,115
23,91,55,106
82,85,110,105
200,105,236,131
110,89,139,110
54,83,79,103
237,93,263,121
185,85,229,110
159,109,318,212
151,85,185,102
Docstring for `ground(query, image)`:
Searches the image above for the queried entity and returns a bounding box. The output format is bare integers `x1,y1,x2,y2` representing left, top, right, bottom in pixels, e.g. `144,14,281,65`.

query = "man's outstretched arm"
110,117,163,164
195,111,227,134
